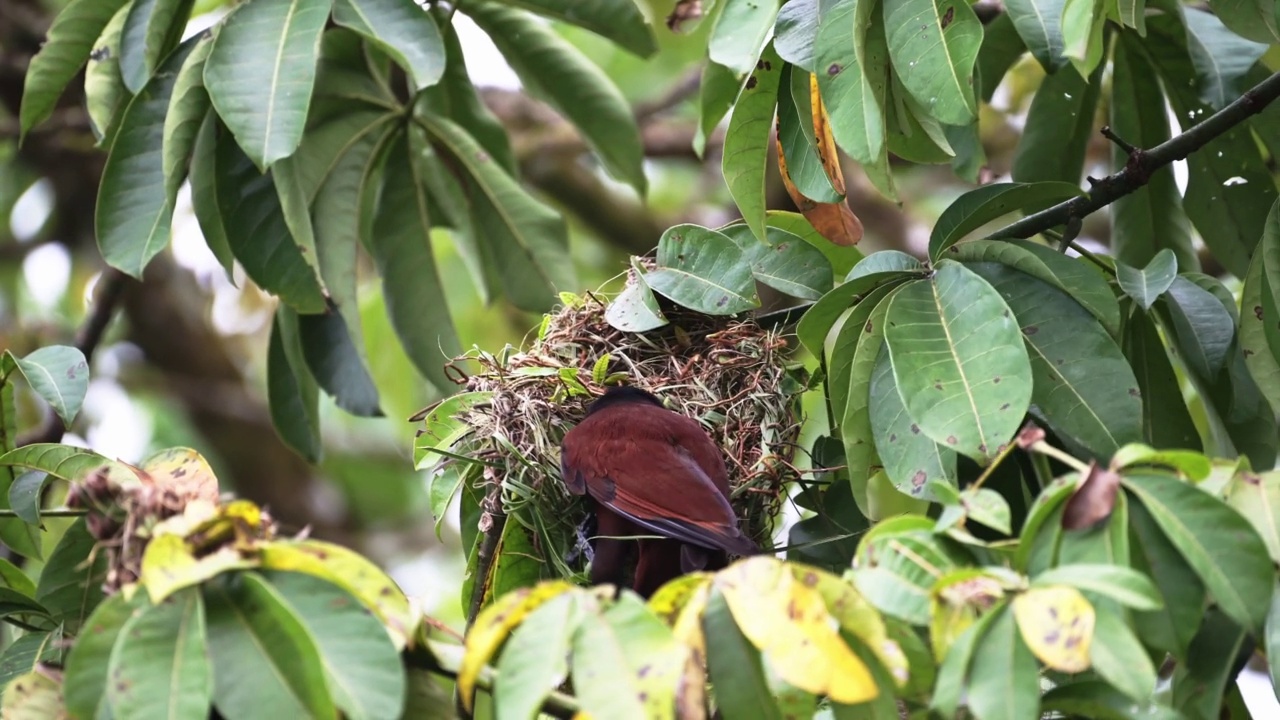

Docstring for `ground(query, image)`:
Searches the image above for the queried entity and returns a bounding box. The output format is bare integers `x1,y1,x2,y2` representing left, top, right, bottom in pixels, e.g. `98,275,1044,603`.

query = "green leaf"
704,589,783,720
213,129,327,313
496,0,656,57
1123,472,1272,632
1241,248,1280,411
963,487,1012,535
0,444,122,484
883,0,981,126
1121,309,1201,451
0,559,34,598
1109,34,1195,272
569,612,648,720
975,14,1025,103
419,113,574,312
1183,9,1267,110
647,225,759,314
1041,682,1180,720
777,65,842,204
108,589,212,720
425,18,516,173
1088,609,1157,703
852,521,959,624
332,0,445,90
0,669,64,719
950,239,1120,339
1127,481,1205,659
723,42,784,242
797,270,921,357
11,346,89,426
842,289,901,517
883,261,1034,463
204,574,336,719
695,61,743,158
848,250,923,280
84,4,131,145
928,182,1082,258
965,263,1140,460
722,224,835,300
204,0,330,169
817,0,891,187
466,2,646,194
1116,249,1177,311
1032,565,1162,610
261,571,406,720
869,346,957,501
1208,0,1280,46
965,608,1040,720
36,519,107,632
188,113,235,278
96,37,198,277
19,0,132,139
1268,582,1280,704
162,35,213,204
1170,609,1247,719
119,0,194,93
1161,276,1234,382
8,472,50,528
64,593,140,720
1060,0,1105,76
1224,470,1280,564
775,0,820,72
930,603,999,718
709,0,781,75
768,210,865,277
298,311,384,418
829,282,898,422
1011,63,1102,184
1003,0,1066,72
369,128,461,394
267,308,322,463
494,593,581,720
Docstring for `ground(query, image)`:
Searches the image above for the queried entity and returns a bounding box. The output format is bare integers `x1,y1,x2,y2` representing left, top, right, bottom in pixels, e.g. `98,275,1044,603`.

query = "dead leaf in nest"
133,447,219,504
1062,462,1121,530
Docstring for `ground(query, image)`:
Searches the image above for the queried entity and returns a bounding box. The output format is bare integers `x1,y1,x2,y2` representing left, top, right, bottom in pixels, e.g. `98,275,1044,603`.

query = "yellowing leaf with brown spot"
810,73,847,197
648,573,713,626
1012,585,1095,673
929,570,1006,661
717,557,877,704
136,447,219,503
138,534,254,603
790,564,908,687
777,139,864,248
259,539,417,651
457,580,577,710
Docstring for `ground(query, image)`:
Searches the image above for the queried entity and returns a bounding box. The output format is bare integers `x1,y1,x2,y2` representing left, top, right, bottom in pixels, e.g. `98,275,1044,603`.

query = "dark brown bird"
560,386,758,597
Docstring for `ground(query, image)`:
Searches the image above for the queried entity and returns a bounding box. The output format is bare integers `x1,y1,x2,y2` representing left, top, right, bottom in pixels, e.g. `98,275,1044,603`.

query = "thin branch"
16,268,132,446
465,483,507,629
987,69,1280,241
0,508,86,518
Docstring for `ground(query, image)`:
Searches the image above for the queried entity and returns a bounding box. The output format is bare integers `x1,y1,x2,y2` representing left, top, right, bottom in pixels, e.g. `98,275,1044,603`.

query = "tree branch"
16,268,132,446
987,69,1280,241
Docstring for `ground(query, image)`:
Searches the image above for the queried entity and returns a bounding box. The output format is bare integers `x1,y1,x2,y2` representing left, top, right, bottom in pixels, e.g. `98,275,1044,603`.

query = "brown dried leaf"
1062,462,1121,530
776,131,863,247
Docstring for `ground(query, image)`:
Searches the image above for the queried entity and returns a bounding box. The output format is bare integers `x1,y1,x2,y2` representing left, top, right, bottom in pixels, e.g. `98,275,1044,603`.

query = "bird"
559,386,759,597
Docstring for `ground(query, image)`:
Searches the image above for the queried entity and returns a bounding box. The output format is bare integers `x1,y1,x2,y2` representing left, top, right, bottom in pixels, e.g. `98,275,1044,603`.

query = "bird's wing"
561,410,757,556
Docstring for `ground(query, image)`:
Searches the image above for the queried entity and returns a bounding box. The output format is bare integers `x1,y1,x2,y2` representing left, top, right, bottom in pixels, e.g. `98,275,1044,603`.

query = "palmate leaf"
883,0,981,126
883,261,1033,463
19,0,132,139
466,2,645,194
965,262,1140,460
204,0,330,170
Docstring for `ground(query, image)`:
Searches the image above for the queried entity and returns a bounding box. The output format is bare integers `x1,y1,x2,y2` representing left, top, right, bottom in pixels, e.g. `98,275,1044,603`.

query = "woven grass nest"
444,275,807,583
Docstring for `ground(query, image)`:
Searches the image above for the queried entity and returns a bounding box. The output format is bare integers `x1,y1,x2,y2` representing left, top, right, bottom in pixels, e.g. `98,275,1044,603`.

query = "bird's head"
585,385,664,416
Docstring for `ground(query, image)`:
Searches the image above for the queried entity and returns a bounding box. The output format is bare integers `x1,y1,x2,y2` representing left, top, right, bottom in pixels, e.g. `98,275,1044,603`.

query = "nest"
442,281,806,582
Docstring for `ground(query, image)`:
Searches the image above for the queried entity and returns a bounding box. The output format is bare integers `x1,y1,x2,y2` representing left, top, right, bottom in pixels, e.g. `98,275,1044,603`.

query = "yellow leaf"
929,572,1005,661
1,670,67,719
458,580,577,711
1012,585,1095,673
791,564,909,687
258,539,417,651
809,73,847,197
138,535,253,604
136,447,219,503
717,557,878,704
648,573,713,626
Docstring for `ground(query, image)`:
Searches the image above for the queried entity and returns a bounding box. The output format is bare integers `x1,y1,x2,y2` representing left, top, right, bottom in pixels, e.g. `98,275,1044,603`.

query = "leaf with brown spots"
1062,463,1120,530
1012,585,1095,673
135,447,220,504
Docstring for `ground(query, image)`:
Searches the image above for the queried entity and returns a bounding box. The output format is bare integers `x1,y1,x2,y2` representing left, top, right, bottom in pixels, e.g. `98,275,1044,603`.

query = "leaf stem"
0,508,87,518
970,439,1018,491
1027,440,1091,474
